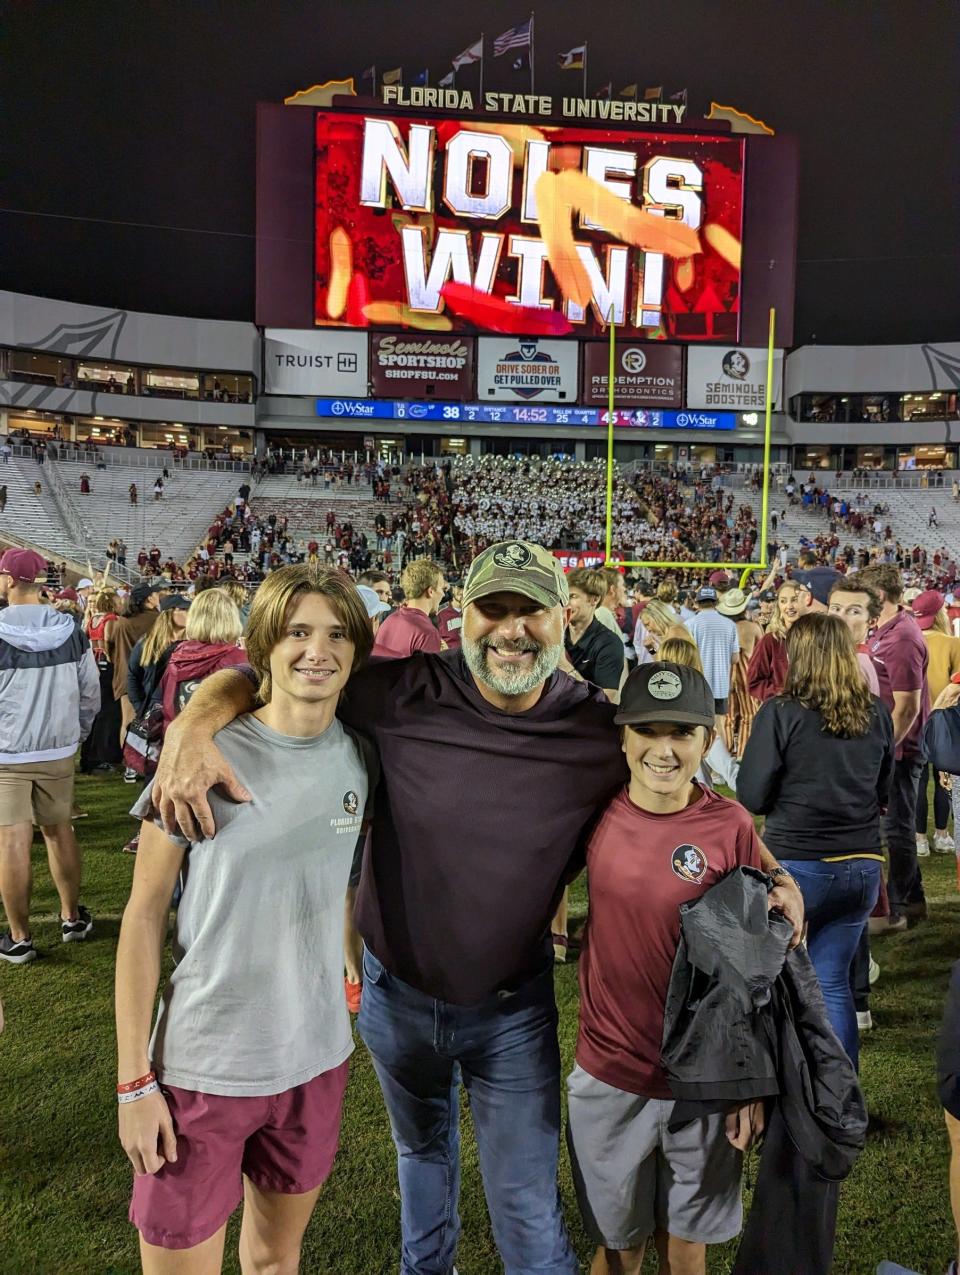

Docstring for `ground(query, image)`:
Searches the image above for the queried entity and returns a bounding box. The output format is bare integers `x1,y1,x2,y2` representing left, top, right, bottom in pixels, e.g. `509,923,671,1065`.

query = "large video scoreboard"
257,98,798,351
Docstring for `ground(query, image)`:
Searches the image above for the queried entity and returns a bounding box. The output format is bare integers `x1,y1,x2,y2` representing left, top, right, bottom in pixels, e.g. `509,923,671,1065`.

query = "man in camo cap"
151,538,624,1273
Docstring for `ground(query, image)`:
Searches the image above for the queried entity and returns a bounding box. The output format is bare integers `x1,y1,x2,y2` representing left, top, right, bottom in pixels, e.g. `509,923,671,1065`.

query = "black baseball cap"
159,593,190,612
615,662,716,729
130,581,163,605
759,588,778,603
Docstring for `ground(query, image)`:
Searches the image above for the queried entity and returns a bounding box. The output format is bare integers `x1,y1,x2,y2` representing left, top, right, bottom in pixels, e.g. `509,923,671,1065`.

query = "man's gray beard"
462,633,563,698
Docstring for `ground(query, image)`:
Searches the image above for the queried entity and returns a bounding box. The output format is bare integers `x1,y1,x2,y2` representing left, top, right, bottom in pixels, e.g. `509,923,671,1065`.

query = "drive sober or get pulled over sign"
476,337,579,402
581,341,683,407
369,333,474,399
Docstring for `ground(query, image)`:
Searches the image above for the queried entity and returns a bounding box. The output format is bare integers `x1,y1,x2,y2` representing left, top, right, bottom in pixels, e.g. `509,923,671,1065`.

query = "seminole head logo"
671,844,708,883
722,350,750,380
492,542,533,570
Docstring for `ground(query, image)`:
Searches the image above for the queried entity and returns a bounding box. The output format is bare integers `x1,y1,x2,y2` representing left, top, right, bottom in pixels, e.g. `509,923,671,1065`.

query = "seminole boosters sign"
313,109,745,341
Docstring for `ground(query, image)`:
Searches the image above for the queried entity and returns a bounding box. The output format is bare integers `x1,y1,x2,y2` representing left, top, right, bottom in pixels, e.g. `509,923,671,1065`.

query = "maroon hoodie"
159,639,247,731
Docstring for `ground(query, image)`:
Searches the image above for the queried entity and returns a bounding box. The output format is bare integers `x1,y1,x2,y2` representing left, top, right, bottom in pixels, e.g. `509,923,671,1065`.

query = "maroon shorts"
130,1060,349,1250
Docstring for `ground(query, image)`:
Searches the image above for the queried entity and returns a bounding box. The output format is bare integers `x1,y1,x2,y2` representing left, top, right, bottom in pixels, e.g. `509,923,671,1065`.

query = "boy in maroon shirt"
568,662,767,1275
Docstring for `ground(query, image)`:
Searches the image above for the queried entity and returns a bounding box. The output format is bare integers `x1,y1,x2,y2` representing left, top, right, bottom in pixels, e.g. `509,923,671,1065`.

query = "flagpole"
582,42,588,98
529,12,535,93
479,33,484,102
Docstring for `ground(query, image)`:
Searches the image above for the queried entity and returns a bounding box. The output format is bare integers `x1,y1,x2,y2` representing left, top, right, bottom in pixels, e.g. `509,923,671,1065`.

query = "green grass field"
1,771,958,1274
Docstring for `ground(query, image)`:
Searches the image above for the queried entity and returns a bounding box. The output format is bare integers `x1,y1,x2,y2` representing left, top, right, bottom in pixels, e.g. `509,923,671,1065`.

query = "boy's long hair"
245,565,372,702
783,613,873,738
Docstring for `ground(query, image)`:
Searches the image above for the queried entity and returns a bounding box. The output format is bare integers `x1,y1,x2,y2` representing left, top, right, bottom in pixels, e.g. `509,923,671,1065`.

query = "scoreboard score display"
256,100,798,349
313,111,744,341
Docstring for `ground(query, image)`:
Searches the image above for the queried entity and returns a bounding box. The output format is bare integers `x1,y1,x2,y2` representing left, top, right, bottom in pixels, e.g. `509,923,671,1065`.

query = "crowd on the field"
3,522,960,1275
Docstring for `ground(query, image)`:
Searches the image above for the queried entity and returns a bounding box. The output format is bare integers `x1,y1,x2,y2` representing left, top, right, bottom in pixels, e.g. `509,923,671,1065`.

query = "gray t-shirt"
132,712,369,1097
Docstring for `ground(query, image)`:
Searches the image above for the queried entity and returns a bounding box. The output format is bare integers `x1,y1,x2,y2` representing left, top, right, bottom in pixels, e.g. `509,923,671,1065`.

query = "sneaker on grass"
61,905,93,943
916,834,931,858
123,768,139,784
934,831,955,853
0,933,37,964
857,1010,873,1031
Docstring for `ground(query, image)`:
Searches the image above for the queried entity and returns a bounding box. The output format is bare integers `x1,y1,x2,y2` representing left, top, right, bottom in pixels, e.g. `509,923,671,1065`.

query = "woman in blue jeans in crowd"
738,612,895,1067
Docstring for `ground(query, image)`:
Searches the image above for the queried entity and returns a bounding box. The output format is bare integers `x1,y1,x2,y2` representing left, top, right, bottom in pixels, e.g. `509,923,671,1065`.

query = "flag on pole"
619,83,638,98
494,18,532,55
361,65,376,88
558,45,586,69
512,50,530,72
382,67,402,86
595,81,612,100
452,38,483,68
412,69,429,86
643,85,662,100
669,87,688,105
439,70,455,87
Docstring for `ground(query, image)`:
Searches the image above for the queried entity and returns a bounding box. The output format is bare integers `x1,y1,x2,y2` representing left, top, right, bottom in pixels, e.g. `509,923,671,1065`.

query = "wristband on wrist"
117,1071,156,1094
118,1080,161,1105
768,866,793,884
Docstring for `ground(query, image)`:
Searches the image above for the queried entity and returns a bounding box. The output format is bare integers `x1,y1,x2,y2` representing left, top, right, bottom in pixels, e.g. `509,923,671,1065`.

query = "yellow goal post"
603,308,777,590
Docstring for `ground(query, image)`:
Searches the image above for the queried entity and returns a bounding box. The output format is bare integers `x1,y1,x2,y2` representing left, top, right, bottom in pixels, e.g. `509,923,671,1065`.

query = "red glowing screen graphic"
313,110,745,341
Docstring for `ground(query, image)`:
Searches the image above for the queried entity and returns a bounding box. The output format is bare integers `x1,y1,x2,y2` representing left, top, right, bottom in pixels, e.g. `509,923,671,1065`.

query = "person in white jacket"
0,548,100,964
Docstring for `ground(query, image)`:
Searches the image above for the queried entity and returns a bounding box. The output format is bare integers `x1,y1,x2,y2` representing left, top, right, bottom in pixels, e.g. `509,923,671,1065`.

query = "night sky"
2,0,957,345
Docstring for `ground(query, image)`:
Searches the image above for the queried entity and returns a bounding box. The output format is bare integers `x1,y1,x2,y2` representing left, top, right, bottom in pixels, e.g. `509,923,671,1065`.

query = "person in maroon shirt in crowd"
747,581,809,702
859,563,931,931
149,544,803,1275
371,558,444,659
569,662,770,1275
435,580,464,650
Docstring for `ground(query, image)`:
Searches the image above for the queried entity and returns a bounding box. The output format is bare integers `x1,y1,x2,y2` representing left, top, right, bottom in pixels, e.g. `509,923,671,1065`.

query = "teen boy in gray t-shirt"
115,565,374,1270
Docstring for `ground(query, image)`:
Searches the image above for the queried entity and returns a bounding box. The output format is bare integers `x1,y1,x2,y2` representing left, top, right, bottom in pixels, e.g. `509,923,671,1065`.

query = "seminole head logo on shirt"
671,844,708,883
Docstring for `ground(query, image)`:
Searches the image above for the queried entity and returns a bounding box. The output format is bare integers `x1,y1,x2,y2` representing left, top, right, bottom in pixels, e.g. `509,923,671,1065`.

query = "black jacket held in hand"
662,868,867,1275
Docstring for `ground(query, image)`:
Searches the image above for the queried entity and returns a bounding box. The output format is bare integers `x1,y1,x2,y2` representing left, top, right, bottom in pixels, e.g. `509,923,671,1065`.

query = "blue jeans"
357,948,579,1275
787,858,882,1070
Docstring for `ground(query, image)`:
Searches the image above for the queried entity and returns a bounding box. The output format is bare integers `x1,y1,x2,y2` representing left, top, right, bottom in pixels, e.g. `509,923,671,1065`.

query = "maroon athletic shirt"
576,785,762,1097
371,606,442,659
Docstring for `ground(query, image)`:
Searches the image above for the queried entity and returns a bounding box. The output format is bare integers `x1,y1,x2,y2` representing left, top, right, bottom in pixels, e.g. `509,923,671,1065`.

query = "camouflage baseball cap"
462,541,569,610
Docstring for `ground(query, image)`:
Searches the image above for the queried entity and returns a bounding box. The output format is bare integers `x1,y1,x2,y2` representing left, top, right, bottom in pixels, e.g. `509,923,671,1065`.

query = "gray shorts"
566,1064,743,1249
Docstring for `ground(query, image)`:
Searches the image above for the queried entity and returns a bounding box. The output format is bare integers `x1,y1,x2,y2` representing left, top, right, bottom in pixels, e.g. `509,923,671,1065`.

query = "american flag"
493,18,532,56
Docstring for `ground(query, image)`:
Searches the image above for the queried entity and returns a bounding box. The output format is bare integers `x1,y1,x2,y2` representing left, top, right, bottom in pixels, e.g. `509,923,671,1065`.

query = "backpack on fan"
122,702,164,777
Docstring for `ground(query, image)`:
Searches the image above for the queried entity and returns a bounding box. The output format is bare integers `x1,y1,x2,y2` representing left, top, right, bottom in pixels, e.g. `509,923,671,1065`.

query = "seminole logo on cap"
648,670,683,700
492,543,533,570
